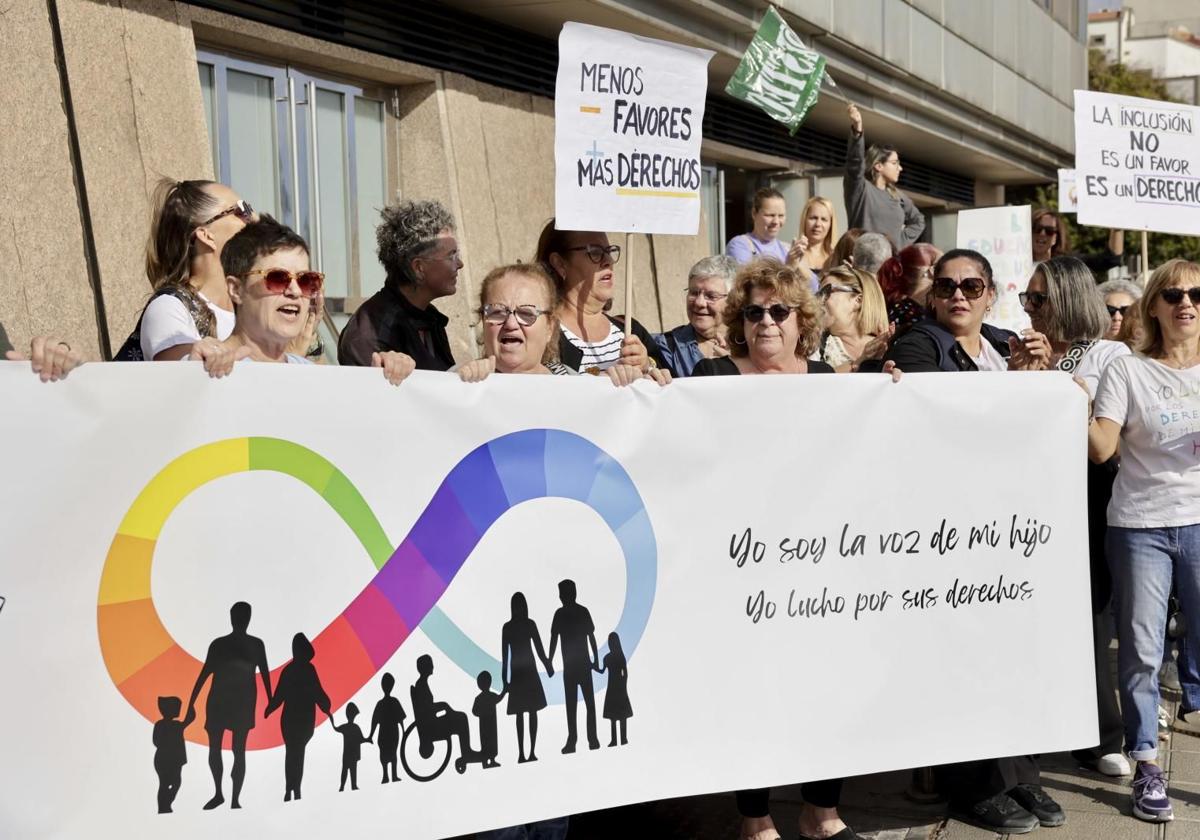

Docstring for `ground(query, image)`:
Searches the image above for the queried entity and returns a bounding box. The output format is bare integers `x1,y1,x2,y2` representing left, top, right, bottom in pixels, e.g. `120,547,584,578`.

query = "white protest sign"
1058,169,1078,213
957,205,1033,334
554,22,713,234
0,364,1094,838
1074,90,1200,235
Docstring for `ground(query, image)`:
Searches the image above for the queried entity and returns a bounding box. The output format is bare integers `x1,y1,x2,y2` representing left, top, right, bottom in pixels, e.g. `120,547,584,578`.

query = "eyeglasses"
1034,224,1058,236
564,244,621,265
1019,291,1048,310
1106,304,1131,317
931,277,988,300
742,303,796,323
481,303,548,326
1159,287,1200,306
239,268,324,297
685,288,727,302
202,200,254,226
419,249,460,264
817,283,857,298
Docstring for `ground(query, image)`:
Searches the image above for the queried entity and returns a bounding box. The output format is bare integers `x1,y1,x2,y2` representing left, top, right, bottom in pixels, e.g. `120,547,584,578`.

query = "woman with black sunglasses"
535,220,669,375
883,249,1065,834
116,179,258,362
1085,259,1200,825
1097,278,1143,340
1031,208,1125,277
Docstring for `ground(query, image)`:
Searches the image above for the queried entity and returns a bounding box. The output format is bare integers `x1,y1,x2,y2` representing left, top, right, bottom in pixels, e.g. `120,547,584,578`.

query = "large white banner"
1074,89,1200,235
956,205,1033,334
554,22,713,233
0,364,1094,838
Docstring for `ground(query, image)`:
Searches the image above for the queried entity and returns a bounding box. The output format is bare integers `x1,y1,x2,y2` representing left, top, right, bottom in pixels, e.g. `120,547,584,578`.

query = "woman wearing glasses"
652,255,737,377
1031,208,1125,276
193,217,412,383
877,243,942,335
535,221,669,375
1097,279,1144,340
118,179,257,361
457,263,668,387
812,266,890,373
1085,259,1200,824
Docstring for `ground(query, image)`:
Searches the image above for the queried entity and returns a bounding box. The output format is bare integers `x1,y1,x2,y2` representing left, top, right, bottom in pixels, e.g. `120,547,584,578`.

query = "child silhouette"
595,632,632,747
368,673,406,784
153,695,194,813
331,703,372,792
471,671,506,769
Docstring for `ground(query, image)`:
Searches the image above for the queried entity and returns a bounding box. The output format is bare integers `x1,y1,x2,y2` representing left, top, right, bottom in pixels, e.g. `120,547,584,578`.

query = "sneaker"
1095,753,1132,777
1161,659,1183,692
1010,783,1066,827
1131,763,1174,822
949,792,1039,834
1175,708,1200,736
1160,705,1171,731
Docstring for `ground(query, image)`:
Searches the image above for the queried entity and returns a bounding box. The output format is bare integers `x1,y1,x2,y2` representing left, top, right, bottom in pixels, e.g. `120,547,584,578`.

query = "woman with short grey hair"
1097,278,1143,340
1019,255,1132,781
338,199,463,370
652,254,738,376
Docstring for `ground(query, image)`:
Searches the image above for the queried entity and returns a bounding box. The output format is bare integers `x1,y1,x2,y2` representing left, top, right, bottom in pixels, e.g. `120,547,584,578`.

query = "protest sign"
1058,169,1078,213
0,364,1094,838
725,5,835,135
554,22,713,234
957,205,1033,334
1074,90,1200,235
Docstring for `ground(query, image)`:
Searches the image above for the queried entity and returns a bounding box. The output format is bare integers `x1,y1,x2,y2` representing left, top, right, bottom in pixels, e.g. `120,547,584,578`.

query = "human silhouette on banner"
153,695,194,813
548,579,600,753
185,601,271,810
500,591,554,763
265,632,331,802
472,671,505,769
331,702,372,791
410,654,474,760
368,673,406,783
596,632,632,747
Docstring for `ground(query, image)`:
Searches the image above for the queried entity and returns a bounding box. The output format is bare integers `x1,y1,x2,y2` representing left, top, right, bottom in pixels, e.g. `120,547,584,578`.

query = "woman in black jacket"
535,220,669,375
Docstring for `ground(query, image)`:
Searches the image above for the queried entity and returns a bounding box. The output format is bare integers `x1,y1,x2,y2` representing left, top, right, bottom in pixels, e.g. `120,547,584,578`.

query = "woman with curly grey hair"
338,199,462,370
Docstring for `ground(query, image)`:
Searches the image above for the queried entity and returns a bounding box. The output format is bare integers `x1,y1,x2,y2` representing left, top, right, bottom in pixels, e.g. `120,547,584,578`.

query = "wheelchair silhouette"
400,717,487,781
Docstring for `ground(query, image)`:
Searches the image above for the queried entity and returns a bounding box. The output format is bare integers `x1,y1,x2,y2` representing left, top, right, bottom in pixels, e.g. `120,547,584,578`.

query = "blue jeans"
1108,524,1200,761
476,817,569,840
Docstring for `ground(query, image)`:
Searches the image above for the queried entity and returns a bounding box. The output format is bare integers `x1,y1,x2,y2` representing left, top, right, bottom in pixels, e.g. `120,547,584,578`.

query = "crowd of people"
7,100,1200,840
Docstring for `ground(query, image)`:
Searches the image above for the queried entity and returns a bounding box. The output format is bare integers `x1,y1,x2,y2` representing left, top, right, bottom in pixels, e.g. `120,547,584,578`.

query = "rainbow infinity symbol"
97,430,657,749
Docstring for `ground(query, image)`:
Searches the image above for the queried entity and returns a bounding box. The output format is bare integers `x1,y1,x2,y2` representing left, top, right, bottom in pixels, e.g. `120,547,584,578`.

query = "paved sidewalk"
563,690,1200,840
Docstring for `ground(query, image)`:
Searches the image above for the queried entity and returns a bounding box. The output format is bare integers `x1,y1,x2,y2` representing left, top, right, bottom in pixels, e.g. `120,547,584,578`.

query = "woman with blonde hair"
790,196,838,283
812,265,890,372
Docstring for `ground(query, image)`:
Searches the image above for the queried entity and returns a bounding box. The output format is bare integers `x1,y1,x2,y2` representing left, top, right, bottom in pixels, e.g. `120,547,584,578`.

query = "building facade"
1,0,1088,361
1089,2,1200,104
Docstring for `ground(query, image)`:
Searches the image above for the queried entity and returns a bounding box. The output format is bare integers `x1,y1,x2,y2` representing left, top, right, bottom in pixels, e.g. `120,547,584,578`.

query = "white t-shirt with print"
1072,339,1131,399
140,292,235,360
1093,354,1200,528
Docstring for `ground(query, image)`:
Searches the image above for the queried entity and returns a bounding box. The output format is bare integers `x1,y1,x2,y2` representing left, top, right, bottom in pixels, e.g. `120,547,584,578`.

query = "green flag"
725,6,835,135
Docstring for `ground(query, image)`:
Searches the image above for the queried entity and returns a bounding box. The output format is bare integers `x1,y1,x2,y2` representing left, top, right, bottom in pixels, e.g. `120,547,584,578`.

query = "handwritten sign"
957,205,1033,334
1058,169,1078,213
1074,90,1200,235
0,365,1094,838
554,22,713,234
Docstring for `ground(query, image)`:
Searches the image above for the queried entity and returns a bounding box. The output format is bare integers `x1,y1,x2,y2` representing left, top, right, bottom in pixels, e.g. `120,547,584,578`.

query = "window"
699,166,725,256
197,49,390,325
1089,34,1106,47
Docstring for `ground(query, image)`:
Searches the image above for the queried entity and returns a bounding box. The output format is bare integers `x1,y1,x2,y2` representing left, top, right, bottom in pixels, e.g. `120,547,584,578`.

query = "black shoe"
949,792,1039,834
1011,783,1066,827
799,828,861,840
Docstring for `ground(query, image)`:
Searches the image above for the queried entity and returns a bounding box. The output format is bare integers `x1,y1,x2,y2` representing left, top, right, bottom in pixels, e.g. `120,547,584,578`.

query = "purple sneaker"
1132,763,1173,822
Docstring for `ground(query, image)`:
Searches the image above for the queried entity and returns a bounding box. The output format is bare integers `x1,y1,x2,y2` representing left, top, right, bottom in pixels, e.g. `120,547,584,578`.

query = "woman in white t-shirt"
129,179,255,361
1086,259,1200,825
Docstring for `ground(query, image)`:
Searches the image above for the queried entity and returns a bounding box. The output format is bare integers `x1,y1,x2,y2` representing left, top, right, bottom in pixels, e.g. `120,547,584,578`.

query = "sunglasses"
1034,224,1058,236
203,199,254,226
1019,291,1048,310
564,244,621,265
742,303,796,323
239,268,324,297
931,277,988,300
817,283,857,298
1106,304,1131,317
1160,287,1200,306
481,303,548,326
